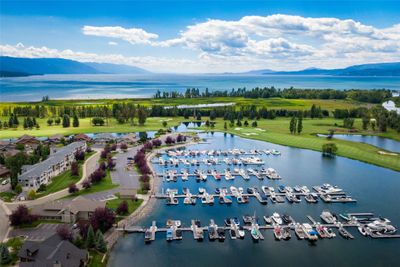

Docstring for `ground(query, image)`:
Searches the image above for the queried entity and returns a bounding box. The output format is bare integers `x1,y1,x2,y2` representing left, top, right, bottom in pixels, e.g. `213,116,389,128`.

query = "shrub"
57,225,73,241
9,205,38,226
116,200,129,215
322,142,338,157
68,183,79,194
82,180,91,189
71,161,79,176
120,143,128,150
90,208,115,233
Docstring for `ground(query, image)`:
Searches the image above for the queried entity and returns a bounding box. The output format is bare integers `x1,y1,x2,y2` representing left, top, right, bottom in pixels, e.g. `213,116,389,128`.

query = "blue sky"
1,0,400,73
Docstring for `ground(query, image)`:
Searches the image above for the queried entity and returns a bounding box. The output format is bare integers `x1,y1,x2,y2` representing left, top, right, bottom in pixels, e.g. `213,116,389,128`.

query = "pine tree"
62,114,70,128
0,243,11,264
95,230,107,253
86,225,96,248
224,122,227,130
297,116,303,134
289,116,297,134
73,114,79,127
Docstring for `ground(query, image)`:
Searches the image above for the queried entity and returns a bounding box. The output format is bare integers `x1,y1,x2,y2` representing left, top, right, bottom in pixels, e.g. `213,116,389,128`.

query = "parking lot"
9,223,71,241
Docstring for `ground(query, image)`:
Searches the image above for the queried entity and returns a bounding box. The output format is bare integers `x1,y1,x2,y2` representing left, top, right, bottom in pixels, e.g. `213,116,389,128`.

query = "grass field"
199,117,400,172
71,170,118,197
1,96,369,109
106,197,143,221
0,117,182,139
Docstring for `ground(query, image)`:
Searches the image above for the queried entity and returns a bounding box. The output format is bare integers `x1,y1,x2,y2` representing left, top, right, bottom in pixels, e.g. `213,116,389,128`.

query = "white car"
1,179,9,185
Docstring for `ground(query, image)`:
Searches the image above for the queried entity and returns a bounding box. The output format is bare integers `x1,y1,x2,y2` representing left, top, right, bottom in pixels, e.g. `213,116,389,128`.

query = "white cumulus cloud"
82,25,158,45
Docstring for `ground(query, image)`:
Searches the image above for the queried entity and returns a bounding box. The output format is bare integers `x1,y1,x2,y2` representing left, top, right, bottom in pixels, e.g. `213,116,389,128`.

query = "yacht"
320,210,337,224
294,223,306,239
302,223,318,242
272,213,283,225
274,225,284,240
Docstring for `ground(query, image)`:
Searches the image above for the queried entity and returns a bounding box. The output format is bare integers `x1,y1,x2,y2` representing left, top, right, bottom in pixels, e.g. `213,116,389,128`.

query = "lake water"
317,134,400,153
108,132,400,267
1,74,400,102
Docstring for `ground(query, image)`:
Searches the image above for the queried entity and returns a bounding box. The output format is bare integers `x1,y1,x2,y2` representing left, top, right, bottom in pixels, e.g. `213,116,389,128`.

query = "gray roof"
31,196,105,215
19,141,86,181
18,234,87,267
94,133,115,140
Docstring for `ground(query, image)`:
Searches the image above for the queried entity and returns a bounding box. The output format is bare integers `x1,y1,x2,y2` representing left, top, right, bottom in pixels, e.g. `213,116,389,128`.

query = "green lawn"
87,250,107,267
70,170,118,197
200,117,400,172
106,198,143,221
0,191,17,202
35,169,81,198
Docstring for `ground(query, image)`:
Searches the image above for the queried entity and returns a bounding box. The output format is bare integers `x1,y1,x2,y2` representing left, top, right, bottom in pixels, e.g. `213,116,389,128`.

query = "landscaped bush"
74,151,85,161
151,139,162,147
9,205,38,226
120,143,128,150
89,208,115,233
71,161,79,176
57,225,73,241
116,200,128,215
68,183,79,194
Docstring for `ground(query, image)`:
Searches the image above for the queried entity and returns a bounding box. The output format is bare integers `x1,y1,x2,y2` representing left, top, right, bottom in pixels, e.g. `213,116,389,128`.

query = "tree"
55,117,61,125
371,120,376,131
362,116,370,130
73,114,79,127
9,205,38,226
71,161,79,176
0,243,11,265
236,119,242,127
82,180,91,189
95,230,107,253
162,121,168,127
62,114,70,128
57,225,73,241
297,116,303,134
27,189,36,200
210,110,216,120
251,121,258,127
343,118,355,129
322,142,338,157
289,116,297,134
37,183,46,192
15,184,22,194
224,122,227,130
90,208,115,232
137,106,147,125
116,200,129,215
86,225,96,248
47,118,54,126
68,183,79,194
244,120,249,127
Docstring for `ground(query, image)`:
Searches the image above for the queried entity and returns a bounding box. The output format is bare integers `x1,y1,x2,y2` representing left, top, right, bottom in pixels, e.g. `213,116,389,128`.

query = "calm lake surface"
108,132,400,267
317,134,400,153
2,74,400,102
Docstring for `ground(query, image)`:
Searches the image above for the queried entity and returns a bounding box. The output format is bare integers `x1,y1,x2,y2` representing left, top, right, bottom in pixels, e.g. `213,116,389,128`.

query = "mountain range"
0,56,150,77
1,56,400,77
244,62,400,76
